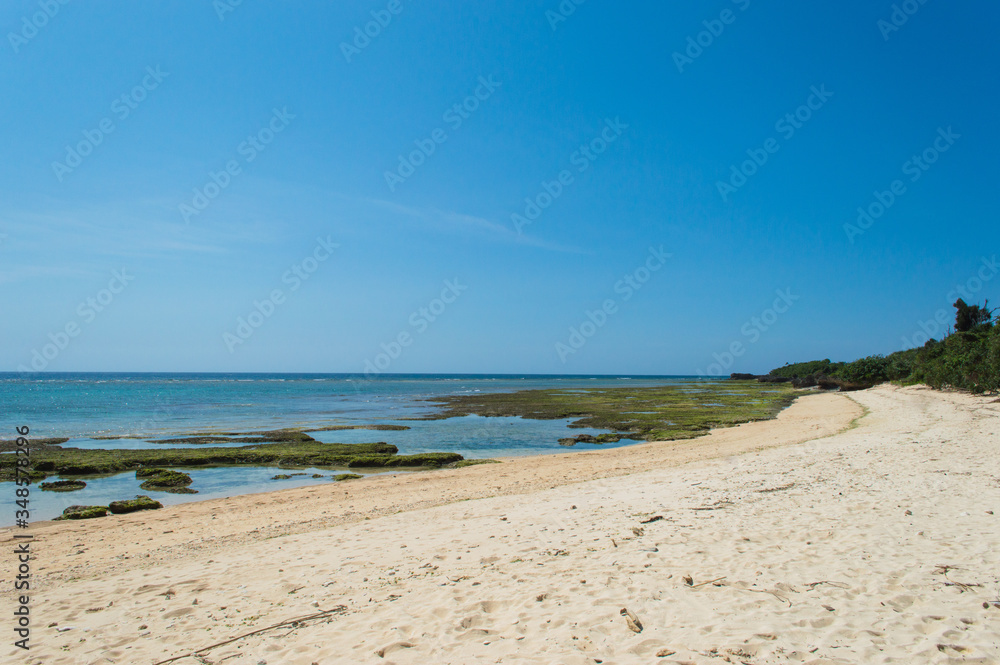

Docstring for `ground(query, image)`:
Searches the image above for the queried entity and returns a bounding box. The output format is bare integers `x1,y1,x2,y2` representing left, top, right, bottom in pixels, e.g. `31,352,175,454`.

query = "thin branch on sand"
151,606,348,665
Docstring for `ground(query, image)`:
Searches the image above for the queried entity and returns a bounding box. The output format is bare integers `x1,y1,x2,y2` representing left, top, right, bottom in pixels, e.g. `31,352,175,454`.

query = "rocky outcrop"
108,495,163,514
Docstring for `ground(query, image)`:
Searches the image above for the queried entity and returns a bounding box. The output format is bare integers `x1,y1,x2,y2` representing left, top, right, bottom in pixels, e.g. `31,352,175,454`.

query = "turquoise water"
1,373,709,523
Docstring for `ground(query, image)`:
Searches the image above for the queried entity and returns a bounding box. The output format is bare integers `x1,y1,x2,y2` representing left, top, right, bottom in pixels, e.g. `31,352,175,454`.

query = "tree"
954,298,992,333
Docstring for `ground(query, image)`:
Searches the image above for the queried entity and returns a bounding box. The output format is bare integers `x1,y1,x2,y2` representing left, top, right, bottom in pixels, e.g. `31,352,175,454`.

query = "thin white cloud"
363,198,587,254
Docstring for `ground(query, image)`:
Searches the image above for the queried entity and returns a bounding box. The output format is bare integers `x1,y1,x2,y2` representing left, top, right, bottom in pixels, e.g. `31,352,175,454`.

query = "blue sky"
2,0,997,374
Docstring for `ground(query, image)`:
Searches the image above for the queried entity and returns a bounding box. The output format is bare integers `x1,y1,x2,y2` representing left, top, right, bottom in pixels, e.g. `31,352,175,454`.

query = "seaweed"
0,441,462,481
306,424,410,432
420,382,797,444
39,480,86,492
148,428,317,445
0,437,68,452
138,469,195,493
451,459,501,468
55,505,108,520
345,452,462,468
108,495,162,514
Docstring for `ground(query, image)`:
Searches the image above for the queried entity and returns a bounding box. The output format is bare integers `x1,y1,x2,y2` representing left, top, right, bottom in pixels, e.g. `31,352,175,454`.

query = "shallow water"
1,373,715,525
26,466,403,522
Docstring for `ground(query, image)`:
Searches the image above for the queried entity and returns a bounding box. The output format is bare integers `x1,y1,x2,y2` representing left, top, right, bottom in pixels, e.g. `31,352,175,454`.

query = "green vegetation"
421,382,798,443
271,473,307,480
768,359,845,380
558,433,633,446
306,424,410,432
451,459,501,468
39,480,86,492
0,440,463,482
333,473,364,481
0,437,68,452
108,495,162,514
768,300,998,394
138,469,196,493
346,453,461,468
135,467,168,478
148,428,317,445
144,425,409,444
55,505,108,520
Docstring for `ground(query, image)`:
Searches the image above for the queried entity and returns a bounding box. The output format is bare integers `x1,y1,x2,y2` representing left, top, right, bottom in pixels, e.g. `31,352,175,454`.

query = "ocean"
1,373,709,523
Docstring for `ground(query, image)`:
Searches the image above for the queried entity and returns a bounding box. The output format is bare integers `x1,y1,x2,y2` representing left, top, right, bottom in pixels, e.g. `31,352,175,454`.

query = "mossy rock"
9,469,49,483
346,452,463,468
333,473,363,481
135,467,168,478
56,505,108,520
311,473,324,478
558,434,623,446
0,437,68,452
0,440,413,480
452,459,501,468
271,474,292,480
421,383,798,444
138,469,195,493
309,424,410,432
108,495,163,514
39,480,86,492
148,428,318,445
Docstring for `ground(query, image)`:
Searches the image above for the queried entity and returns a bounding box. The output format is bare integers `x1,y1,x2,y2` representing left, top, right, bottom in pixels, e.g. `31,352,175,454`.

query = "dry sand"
3,385,999,664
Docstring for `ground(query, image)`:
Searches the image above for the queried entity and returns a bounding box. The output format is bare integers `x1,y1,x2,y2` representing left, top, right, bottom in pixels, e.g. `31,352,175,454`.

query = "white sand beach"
4,385,999,664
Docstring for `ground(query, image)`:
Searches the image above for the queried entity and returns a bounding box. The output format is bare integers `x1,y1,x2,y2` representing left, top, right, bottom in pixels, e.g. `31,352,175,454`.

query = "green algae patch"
0,437,69,453
13,469,50,483
138,469,195,493
39,480,86,492
333,473,364,481
271,473,307,480
345,452,463,469
135,467,169,478
148,428,317,445
0,440,463,481
108,495,162,514
451,459,501,468
558,433,633,446
422,381,798,444
307,424,410,432
55,505,108,520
